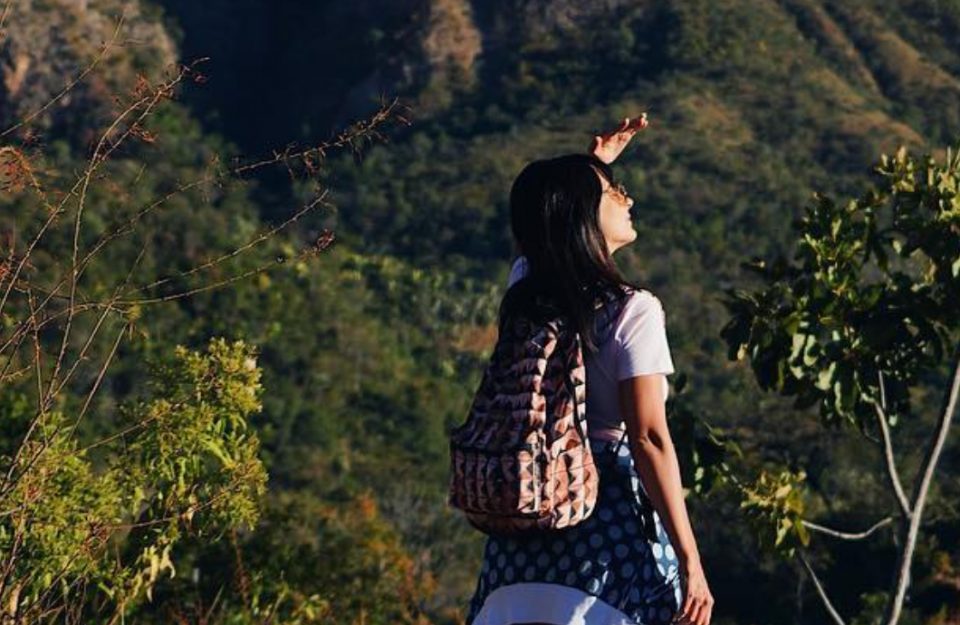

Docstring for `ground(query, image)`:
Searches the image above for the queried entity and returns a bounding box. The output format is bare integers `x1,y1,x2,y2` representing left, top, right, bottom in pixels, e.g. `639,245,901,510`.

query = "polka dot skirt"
466,435,683,625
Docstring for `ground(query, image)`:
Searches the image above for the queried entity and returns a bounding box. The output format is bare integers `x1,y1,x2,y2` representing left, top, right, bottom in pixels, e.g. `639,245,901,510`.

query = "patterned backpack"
447,309,599,535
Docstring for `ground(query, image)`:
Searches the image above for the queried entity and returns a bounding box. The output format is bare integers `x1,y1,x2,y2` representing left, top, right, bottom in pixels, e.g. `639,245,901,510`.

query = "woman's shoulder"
613,287,667,332
620,287,664,311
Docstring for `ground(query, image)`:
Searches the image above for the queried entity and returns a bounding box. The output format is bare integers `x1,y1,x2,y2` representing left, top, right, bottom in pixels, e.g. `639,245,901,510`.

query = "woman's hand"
588,113,649,164
673,560,714,625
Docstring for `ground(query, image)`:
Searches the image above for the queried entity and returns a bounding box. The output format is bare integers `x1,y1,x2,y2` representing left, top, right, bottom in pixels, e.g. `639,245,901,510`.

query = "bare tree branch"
882,348,960,625
797,548,846,625
872,371,911,518
121,189,333,298
49,61,187,405
802,516,894,541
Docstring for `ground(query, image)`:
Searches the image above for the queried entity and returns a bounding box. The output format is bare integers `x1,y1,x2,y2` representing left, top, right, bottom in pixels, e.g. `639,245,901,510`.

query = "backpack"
447,310,599,535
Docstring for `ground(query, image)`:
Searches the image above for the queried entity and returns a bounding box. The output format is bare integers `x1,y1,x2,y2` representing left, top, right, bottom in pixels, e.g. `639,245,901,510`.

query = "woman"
465,117,714,625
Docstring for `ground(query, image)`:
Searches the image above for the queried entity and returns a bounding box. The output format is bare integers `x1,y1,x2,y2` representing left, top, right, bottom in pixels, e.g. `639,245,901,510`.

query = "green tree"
721,144,960,624
0,23,407,620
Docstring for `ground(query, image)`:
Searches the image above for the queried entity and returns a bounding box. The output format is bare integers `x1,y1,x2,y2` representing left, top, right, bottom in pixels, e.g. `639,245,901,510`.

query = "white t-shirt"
506,256,674,439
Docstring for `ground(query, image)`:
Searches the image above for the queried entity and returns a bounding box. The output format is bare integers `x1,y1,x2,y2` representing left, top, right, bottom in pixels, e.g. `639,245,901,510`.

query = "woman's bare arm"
618,374,701,571
619,373,713,625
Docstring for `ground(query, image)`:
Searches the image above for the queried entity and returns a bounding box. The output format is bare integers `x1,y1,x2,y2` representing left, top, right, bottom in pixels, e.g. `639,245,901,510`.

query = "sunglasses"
602,181,631,203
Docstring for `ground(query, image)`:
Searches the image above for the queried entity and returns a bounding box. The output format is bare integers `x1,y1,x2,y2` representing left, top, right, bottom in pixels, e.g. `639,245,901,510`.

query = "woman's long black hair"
499,153,644,353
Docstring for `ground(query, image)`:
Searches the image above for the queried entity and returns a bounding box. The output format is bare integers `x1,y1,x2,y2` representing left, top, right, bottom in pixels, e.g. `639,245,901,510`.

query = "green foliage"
720,145,960,431
0,338,267,621
120,337,268,539
138,490,435,625
665,373,743,496
237,491,435,625
340,250,501,333
737,468,810,558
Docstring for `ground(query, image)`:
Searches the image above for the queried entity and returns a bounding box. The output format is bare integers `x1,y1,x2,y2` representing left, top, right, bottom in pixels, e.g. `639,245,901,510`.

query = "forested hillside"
2,0,959,622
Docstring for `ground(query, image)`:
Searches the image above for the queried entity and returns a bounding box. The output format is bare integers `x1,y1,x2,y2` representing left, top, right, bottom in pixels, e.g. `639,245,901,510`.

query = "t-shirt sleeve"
614,291,675,381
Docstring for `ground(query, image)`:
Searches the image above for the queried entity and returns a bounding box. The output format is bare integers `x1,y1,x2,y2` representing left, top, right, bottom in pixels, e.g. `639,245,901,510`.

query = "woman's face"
595,169,636,254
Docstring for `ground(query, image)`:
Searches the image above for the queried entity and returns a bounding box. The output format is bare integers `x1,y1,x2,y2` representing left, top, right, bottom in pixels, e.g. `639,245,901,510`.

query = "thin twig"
51,243,147,401
1,289,48,493
69,321,129,438
50,61,182,404
124,189,331,296
802,516,894,540
0,62,190,324
872,371,911,518
0,14,126,139
797,548,846,625
0,95,392,345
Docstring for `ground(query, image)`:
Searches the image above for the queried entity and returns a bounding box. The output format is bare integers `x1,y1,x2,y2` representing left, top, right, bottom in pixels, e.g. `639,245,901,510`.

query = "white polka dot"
652,543,663,559
587,577,600,593
665,544,676,561
579,561,593,575
589,533,603,548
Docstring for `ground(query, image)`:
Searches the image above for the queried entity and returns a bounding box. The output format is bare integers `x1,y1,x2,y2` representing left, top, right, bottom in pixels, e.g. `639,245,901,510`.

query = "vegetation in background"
2,0,959,623
721,145,960,625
